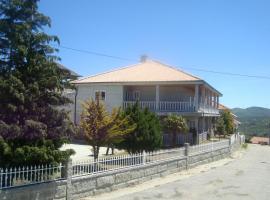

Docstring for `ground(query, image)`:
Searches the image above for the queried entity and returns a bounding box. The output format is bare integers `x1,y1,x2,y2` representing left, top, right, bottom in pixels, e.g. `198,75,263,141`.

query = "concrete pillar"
214,94,217,108
202,86,205,106
194,118,199,144
194,84,199,111
202,117,205,132
155,85,159,111
184,143,190,156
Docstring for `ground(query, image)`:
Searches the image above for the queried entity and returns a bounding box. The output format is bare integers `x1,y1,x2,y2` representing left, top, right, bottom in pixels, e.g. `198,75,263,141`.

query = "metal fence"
0,164,64,189
189,140,229,155
0,138,236,189
163,133,194,147
72,147,186,177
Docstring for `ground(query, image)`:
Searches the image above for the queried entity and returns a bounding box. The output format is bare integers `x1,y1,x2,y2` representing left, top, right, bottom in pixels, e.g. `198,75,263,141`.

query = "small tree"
116,103,162,154
216,117,226,139
163,114,188,147
222,110,234,135
80,98,135,160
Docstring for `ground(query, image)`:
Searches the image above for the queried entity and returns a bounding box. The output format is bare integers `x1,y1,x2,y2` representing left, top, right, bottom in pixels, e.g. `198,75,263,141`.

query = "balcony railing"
199,103,219,114
123,101,156,110
123,101,195,112
123,101,219,114
159,101,195,112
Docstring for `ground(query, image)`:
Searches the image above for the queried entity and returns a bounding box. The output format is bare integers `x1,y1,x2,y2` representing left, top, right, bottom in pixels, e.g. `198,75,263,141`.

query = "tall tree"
117,103,162,154
0,0,75,167
80,98,135,160
163,114,188,147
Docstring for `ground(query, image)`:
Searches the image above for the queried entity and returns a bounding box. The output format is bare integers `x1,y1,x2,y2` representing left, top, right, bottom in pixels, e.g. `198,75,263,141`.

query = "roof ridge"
150,59,202,80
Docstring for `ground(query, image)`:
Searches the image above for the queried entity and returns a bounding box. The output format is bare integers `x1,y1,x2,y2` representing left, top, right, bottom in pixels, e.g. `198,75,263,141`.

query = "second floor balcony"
123,84,220,115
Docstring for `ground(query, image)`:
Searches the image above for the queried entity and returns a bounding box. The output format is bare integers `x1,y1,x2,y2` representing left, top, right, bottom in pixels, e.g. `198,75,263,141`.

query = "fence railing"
189,140,229,155
0,164,64,189
1,137,241,189
72,147,186,177
163,133,194,147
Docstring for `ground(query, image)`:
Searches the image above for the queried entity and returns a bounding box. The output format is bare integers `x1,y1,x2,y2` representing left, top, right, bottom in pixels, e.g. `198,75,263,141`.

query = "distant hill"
232,107,270,137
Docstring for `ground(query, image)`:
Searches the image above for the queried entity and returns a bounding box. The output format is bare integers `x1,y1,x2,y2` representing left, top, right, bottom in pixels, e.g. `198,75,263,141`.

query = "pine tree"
117,103,162,154
0,0,75,167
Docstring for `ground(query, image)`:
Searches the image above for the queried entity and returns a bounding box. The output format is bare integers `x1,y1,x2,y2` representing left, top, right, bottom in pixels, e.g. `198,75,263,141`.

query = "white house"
69,58,222,144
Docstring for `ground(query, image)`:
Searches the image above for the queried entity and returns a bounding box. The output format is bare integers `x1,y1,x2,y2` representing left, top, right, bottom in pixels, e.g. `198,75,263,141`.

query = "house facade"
69,58,222,144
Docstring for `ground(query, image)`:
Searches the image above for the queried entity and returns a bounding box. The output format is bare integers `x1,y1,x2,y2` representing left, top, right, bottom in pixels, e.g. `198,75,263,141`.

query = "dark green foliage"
117,103,162,154
232,107,270,136
215,117,225,137
0,0,75,167
221,110,234,135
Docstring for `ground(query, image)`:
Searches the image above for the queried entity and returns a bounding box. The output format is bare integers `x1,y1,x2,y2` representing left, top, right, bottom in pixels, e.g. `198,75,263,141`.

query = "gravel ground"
60,143,125,161
82,144,270,200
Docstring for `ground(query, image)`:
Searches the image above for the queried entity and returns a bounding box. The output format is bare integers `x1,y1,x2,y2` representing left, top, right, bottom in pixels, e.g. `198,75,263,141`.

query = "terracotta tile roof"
218,103,230,110
250,136,270,144
72,60,201,84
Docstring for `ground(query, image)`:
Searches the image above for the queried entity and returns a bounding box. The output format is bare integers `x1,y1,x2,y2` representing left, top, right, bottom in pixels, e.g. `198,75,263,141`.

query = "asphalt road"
85,145,270,200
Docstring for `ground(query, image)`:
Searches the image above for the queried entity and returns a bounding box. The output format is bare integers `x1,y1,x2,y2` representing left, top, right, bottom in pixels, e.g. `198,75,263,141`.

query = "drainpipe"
74,86,78,125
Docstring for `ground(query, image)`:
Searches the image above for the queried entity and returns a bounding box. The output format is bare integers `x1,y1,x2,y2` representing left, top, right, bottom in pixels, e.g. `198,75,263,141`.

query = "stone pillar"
63,158,73,200
184,143,190,170
155,85,159,111
184,143,190,156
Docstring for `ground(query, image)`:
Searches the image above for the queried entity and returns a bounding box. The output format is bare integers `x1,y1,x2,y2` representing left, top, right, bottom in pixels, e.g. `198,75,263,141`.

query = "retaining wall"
0,145,238,200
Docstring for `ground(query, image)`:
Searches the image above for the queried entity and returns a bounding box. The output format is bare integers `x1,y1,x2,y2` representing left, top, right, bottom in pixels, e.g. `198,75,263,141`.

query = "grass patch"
241,143,248,149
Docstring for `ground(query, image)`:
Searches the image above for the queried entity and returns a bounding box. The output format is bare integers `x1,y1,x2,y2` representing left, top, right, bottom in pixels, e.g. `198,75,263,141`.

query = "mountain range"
232,107,270,137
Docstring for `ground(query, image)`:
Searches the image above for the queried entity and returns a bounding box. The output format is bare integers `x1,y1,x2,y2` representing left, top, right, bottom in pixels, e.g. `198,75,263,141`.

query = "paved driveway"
84,145,270,200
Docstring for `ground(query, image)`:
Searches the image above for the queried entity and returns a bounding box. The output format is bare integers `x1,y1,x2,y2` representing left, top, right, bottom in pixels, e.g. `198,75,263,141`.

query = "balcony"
123,84,220,115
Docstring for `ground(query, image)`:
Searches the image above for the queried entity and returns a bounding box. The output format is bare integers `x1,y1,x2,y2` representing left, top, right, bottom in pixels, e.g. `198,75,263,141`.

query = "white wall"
75,84,123,124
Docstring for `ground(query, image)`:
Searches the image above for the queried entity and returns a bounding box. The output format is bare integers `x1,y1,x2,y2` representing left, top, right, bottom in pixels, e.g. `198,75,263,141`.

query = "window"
95,91,106,101
133,90,140,100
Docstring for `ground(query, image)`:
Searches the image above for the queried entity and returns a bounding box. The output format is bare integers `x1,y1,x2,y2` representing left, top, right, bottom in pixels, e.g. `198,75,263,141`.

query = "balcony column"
214,94,217,108
155,85,159,111
194,84,199,111
217,96,219,108
202,86,205,105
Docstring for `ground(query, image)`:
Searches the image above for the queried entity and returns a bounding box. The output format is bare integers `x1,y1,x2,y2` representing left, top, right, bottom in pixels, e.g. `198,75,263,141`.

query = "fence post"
229,137,233,154
142,151,146,165
63,158,72,200
184,143,190,170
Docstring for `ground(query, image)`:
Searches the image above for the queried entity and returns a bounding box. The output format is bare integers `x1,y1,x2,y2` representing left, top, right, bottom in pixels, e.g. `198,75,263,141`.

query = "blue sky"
39,0,270,109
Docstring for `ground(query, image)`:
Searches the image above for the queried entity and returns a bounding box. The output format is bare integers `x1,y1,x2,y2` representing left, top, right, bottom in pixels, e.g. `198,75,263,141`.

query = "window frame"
95,90,106,101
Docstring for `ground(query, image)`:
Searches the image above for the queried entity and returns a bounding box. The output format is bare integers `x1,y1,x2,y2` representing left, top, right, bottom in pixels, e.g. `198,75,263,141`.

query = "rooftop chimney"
140,54,148,62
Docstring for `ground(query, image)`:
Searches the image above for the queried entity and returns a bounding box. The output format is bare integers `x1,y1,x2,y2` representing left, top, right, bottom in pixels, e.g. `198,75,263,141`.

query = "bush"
116,102,162,153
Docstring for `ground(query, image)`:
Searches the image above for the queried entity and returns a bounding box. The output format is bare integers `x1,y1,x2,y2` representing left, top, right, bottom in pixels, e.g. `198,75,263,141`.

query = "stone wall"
0,145,237,200
0,179,66,200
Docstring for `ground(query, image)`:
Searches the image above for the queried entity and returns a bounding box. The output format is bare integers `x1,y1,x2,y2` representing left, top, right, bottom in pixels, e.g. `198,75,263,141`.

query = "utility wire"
55,44,138,62
180,67,270,80
55,44,270,80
